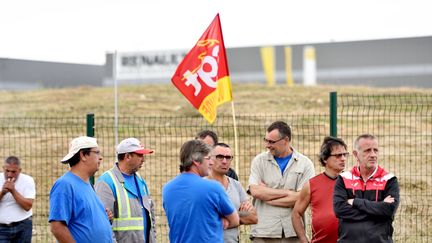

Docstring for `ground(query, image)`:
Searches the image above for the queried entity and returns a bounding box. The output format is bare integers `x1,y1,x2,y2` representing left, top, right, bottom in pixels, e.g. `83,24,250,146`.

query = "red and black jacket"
333,165,400,243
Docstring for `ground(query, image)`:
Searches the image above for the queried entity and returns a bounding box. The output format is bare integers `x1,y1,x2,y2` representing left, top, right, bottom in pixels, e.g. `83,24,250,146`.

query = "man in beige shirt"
248,121,315,242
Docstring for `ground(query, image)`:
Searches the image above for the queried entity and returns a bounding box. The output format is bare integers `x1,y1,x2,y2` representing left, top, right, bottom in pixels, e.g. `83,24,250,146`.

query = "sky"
1,0,431,65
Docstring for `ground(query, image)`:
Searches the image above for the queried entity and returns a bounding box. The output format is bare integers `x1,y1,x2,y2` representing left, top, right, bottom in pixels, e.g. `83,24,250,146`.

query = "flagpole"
216,13,240,176
230,101,240,176
113,51,119,148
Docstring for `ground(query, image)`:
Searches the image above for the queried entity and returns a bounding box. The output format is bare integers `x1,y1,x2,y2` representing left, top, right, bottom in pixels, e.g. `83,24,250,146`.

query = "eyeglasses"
212,154,234,161
330,152,349,158
203,156,211,160
263,137,285,145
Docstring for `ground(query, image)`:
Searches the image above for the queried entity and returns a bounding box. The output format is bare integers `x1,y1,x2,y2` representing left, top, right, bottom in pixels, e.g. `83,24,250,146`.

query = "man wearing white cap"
95,138,156,243
49,136,113,243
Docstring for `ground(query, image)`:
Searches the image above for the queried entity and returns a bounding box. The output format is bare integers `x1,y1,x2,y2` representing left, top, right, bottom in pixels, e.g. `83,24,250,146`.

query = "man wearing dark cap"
95,137,156,243
49,136,113,243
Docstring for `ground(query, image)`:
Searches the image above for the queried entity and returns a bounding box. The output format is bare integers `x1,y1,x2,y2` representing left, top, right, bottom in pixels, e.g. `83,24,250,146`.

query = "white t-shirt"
0,173,36,224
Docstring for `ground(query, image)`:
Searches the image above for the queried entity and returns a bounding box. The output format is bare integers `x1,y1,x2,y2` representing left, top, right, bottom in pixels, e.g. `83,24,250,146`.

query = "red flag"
171,14,232,124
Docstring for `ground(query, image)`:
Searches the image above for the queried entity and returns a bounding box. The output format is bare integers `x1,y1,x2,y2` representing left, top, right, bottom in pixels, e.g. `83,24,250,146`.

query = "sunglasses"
212,154,234,161
330,152,349,158
263,137,285,145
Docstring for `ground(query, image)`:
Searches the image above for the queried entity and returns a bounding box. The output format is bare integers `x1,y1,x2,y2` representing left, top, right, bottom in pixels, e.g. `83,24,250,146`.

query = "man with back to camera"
162,139,239,243
333,134,400,243
292,136,348,243
95,137,156,243
248,121,315,242
0,156,36,243
49,136,113,243
195,130,239,180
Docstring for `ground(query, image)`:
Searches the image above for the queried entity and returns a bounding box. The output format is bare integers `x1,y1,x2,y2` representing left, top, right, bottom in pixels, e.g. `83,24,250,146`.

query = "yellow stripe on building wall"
260,46,276,86
285,46,294,87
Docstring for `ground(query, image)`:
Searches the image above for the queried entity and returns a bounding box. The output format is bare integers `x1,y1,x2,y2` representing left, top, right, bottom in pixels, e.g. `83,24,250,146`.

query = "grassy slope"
1,83,430,116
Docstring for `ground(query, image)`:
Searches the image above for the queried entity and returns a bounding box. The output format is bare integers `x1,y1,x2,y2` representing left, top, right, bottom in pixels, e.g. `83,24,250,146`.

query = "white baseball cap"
116,138,154,155
61,136,98,163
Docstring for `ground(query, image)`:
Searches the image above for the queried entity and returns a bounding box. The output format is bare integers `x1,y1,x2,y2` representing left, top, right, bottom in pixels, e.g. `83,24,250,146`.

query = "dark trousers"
0,217,32,243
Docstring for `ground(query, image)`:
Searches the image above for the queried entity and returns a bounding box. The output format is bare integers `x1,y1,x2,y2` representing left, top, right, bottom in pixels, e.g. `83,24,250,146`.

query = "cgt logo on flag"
171,14,232,124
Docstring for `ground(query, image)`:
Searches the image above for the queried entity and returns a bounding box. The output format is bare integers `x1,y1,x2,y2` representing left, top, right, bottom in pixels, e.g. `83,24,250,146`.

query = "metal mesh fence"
96,114,328,242
0,114,327,242
0,117,87,242
0,93,430,242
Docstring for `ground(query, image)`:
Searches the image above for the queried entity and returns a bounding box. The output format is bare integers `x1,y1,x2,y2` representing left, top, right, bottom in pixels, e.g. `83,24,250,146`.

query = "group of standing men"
0,120,399,243
162,121,400,243
48,136,157,243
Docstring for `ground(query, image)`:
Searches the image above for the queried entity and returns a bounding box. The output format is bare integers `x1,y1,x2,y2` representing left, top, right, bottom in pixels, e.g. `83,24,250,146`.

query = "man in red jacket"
333,134,400,243
292,136,347,243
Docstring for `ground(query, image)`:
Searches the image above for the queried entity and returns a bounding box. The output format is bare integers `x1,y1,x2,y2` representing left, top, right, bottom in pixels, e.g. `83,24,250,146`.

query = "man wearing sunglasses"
292,136,348,243
95,138,156,243
207,143,258,242
333,134,400,243
195,130,239,181
248,121,315,242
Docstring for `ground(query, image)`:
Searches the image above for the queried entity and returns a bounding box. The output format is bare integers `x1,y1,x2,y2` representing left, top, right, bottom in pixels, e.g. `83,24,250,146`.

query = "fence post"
329,92,337,137
86,113,95,185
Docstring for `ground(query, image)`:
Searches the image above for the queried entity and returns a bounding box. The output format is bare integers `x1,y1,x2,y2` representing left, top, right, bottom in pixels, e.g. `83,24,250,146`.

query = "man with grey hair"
0,156,36,243
333,134,400,243
162,139,239,243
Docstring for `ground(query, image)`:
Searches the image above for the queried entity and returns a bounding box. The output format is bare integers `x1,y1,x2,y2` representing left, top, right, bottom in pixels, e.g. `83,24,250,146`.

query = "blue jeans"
0,217,32,243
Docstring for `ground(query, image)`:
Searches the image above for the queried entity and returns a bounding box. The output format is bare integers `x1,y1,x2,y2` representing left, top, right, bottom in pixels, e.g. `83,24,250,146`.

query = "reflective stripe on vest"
107,170,144,231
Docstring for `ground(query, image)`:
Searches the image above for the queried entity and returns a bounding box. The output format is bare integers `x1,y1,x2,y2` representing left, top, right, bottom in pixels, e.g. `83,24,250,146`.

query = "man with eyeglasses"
292,136,348,243
95,137,156,243
207,142,258,243
248,121,315,242
163,140,239,243
49,136,113,243
195,130,239,181
333,134,400,243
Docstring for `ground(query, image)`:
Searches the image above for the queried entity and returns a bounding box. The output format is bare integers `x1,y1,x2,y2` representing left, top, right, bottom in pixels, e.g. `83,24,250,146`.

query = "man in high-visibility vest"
95,138,156,243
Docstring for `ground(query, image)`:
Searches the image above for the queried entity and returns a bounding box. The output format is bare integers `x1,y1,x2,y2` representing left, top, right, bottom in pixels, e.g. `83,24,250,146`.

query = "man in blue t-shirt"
163,140,239,243
49,136,113,243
